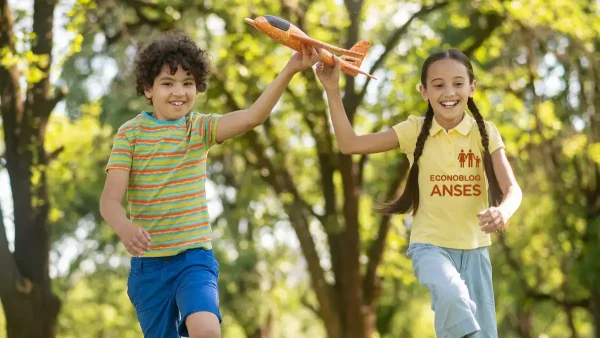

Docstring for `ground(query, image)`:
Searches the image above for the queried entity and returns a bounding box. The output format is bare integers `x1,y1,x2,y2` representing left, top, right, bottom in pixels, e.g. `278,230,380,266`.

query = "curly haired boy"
99,30,319,338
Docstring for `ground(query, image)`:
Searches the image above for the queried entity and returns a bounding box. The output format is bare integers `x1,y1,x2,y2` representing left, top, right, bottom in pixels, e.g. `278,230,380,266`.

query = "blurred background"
0,0,598,337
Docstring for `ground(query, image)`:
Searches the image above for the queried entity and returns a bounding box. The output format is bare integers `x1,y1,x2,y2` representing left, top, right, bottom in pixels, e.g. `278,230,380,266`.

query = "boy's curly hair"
134,30,210,96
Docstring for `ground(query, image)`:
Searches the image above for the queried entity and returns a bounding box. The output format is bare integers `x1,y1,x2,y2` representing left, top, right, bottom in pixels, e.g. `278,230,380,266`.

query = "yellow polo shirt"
392,113,505,249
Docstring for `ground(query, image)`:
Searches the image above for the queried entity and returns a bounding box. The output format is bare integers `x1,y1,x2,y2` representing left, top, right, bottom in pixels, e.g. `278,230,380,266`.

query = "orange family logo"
429,149,482,197
458,149,481,168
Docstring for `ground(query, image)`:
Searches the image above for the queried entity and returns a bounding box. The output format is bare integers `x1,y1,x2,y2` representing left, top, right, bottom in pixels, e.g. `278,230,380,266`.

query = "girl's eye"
184,82,194,86
162,83,172,86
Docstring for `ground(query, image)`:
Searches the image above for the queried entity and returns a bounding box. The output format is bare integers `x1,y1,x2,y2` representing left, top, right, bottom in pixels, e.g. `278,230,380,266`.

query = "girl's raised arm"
323,88,399,154
317,57,399,155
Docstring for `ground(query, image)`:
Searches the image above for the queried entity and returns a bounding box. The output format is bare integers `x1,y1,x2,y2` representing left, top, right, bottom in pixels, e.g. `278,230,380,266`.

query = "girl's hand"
316,53,341,91
478,206,510,233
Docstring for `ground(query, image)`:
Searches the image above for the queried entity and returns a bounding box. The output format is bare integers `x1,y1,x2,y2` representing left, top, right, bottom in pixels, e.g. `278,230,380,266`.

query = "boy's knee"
186,311,221,338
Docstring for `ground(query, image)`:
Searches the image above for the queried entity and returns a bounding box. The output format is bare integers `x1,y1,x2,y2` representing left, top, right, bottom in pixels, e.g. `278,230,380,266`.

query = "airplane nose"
244,18,255,27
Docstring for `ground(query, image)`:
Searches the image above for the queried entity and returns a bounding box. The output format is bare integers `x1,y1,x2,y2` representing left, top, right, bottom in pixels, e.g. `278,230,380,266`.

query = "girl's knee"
434,283,475,311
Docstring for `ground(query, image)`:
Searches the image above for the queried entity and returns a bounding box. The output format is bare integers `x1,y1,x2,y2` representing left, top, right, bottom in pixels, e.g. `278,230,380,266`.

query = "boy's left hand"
478,206,510,233
285,44,320,74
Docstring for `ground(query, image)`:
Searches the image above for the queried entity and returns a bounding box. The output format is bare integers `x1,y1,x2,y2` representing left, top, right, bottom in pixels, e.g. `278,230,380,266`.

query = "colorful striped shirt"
106,111,220,257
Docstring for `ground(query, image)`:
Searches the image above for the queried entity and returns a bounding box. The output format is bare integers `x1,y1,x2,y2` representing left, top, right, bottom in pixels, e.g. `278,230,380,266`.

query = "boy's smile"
144,65,197,120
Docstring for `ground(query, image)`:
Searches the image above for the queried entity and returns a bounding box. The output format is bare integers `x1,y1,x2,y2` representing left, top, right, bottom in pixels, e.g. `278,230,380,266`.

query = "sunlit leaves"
4,0,593,336
562,134,588,158
1,47,19,68
26,69,46,85
1,48,50,84
537,101,562,134
588,143,600,164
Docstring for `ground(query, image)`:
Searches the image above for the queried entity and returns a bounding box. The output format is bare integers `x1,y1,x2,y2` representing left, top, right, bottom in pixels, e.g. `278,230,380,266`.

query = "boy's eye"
184,82,194,86
455,82,464,86
434,84,443,88
162,82,172,86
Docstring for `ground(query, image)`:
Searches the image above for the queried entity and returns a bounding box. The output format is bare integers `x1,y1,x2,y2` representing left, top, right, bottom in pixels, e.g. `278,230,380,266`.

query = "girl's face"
419,58,476,129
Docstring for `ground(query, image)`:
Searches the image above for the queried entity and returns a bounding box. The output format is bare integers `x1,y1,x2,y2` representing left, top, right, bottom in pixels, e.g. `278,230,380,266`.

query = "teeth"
171,102,184,106
441,101,458,107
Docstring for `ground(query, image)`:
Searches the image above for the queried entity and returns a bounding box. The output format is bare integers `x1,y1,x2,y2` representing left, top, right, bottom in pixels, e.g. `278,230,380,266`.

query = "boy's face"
144,65,197,121
419,58,476,127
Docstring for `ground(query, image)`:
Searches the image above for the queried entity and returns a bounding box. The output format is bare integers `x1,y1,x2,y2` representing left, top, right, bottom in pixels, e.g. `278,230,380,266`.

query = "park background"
1,0,599,337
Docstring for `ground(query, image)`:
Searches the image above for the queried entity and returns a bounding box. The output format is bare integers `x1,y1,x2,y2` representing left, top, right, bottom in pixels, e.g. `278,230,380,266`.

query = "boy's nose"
171,87,185,96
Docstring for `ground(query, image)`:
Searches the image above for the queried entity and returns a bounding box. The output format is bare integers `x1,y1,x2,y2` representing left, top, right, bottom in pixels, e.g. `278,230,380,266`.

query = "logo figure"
467,149,475,167
458,149,479,168
458,149,467,168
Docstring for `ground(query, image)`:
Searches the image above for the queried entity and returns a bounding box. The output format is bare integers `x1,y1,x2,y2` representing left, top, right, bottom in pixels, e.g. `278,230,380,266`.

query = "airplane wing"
289,33,365,58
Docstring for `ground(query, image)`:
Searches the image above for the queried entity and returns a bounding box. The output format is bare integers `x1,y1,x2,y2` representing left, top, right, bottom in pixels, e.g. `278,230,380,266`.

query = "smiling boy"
99,30,319,338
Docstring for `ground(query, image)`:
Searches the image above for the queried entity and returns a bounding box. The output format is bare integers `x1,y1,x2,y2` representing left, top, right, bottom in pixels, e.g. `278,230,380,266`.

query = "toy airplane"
245,15,376,79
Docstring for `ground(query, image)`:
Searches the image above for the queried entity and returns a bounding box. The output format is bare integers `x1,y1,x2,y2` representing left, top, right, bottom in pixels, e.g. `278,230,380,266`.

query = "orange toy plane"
245,15,376,79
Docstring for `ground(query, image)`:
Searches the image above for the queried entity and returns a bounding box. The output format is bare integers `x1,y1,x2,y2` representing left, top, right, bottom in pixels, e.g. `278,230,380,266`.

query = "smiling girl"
316,48,523,337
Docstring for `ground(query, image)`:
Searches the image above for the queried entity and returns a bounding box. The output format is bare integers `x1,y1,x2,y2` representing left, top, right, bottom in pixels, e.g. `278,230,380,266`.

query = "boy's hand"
316,53,341,91
285,44,320,74
117,221,152,256
478,206,510,233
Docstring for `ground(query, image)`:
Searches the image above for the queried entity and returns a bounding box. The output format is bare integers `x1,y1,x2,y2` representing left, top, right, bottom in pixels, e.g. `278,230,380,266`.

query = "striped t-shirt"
106,111,220,257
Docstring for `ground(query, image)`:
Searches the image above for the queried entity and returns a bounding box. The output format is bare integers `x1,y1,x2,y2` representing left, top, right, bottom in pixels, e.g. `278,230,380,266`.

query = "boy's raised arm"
316,56,399,155
215,44,320,144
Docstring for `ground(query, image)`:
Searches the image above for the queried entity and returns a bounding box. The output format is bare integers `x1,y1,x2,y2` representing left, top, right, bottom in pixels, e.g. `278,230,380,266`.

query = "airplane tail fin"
339,40,375,79
339,40,371,68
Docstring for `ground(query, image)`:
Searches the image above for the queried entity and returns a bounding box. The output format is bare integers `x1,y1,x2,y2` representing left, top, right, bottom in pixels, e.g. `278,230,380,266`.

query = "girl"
315,49,522,338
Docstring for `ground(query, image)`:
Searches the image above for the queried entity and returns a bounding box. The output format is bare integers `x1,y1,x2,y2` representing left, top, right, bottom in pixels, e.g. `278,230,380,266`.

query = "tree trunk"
0,0,63,336
2,290,61,338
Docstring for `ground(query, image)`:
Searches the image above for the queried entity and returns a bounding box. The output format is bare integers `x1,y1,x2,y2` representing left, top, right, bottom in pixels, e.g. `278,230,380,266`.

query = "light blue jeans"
407,243,498,338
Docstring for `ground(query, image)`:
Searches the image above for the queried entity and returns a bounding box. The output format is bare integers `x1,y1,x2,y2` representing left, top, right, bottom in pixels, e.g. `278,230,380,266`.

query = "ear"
144,87,152,100
418,83,428,101
469,80,477,98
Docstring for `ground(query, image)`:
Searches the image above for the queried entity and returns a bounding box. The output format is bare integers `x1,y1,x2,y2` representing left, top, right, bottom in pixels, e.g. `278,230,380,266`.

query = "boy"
99,30,319,338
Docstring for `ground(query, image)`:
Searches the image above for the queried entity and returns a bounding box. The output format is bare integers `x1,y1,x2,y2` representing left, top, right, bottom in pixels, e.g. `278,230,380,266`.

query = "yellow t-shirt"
392,113,505,249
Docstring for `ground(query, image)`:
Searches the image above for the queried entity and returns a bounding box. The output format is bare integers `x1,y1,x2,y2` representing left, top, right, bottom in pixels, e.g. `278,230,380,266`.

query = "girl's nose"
444,87,456,96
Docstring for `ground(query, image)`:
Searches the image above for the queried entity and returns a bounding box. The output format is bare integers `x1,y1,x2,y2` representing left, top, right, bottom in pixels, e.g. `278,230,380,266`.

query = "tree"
0,0,93,336
1,0,63,336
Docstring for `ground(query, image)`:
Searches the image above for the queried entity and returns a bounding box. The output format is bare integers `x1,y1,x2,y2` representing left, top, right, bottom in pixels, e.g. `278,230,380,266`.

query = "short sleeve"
392,115,422,154
106,127,133,172
195,114,221,146
485,121,505,154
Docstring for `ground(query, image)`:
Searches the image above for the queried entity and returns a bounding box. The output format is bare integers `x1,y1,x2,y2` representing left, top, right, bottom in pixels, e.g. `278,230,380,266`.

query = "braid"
414,106,434,162
375,103,434,215
467,97,503,207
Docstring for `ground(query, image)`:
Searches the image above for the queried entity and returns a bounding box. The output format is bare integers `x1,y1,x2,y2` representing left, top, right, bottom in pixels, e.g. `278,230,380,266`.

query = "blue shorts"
127,248,221,338
407,243,497,338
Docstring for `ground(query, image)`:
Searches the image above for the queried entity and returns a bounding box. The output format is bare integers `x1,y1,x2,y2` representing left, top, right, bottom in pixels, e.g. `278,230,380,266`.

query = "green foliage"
1,0,598,337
